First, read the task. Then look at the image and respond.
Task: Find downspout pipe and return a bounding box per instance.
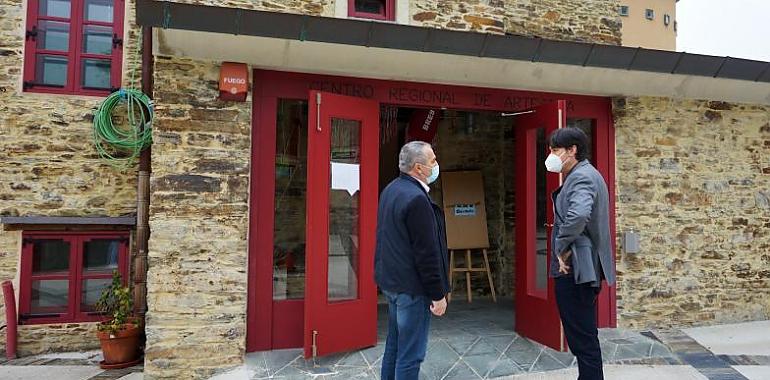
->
[134,26,153,321]
[2,281,17,360]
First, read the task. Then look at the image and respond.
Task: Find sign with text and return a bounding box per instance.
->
[219,62,248,101]
[306,79,579,113]
[453,204,477,217]
[406,108,440,143]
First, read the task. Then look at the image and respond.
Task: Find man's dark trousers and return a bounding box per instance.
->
[555,276,604,380]
[380,290,431,380]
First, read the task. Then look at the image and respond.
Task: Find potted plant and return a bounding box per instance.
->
[95,271,142,369]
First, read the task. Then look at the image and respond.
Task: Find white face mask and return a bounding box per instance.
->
[544,152,564,173]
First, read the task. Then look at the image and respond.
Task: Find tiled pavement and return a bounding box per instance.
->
[0,351,142,380]
[650,329,753,380]
[240,298,678,380]
[4,300,769,379]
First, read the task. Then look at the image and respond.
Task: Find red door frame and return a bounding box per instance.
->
[247,70,617,352]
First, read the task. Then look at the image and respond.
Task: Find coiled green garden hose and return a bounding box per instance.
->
[92,88,153,169]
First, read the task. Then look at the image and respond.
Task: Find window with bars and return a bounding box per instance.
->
[348,0,394,21]
[23,0,125,95]
[645,9,655,20]
[19,232,130,324]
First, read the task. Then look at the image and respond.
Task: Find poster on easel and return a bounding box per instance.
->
[441,171,490,250]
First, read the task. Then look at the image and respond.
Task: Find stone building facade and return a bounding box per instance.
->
[0,0,768,379]
[0,0,143,356]
[143,55,252,378]
[614,97,770,327]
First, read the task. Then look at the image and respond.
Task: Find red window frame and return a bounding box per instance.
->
[19,231,130,325]
[23,0,125,96]
[348,0,395,21]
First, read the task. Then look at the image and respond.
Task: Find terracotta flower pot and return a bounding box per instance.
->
[97,323,141,366]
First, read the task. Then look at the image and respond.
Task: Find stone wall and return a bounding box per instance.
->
[143,55,251,379]
[410,0,507,34]
[0,0,142,357]
[504,0,621,44]
[614,96,770,329]
[163,0,334,15]
[16,323,101,356]
[411,0,622,44]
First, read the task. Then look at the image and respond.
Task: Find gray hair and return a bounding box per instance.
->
[398,141,431,173]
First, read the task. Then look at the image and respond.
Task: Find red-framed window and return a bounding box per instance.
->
[348,0,394,21]
[19,232,130,324]
[23,0,125,96]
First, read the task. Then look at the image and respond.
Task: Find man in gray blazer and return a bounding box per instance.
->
[545,127,615,380]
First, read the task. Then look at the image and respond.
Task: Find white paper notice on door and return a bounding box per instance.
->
[331,162,360,196]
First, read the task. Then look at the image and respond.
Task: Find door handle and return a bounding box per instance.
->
[315,93,322,132]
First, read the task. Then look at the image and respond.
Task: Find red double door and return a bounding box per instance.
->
[514,101,570,352]
[302,92,569,358]
[303,91,380,358]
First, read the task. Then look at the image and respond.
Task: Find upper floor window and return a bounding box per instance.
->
[19,232,130,324]
[23,0,125,96]
[619,5,629,17]
[663,14,671,26]
[645,9,655,20]
[348,0,395,21]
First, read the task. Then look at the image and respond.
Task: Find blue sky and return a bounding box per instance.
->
[677,0,770,62]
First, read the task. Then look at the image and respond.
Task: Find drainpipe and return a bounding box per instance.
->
[2,281,17,359]
[134,26,153,320]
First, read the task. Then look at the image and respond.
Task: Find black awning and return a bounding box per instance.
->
[0,216,136,226]
[136,0,770,83]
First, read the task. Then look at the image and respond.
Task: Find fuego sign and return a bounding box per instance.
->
[219,62,248,101]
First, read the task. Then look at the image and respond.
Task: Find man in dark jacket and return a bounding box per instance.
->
[375,141,450,380]
[546,127,615,380]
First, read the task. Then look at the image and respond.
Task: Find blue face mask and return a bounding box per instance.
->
[426,163,440,184]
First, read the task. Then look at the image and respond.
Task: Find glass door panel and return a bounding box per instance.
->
[328,118,361,302]
[273,99,308,301]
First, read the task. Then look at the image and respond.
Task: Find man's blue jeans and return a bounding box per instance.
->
[380,290,431,380]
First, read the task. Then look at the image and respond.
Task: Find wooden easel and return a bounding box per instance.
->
[448,248,496,303]
[441,171,496,303]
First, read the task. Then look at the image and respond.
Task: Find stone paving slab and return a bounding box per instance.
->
[497,364,709,380]
[651,329,751,380]
[684,321,770,356]
[88,367,144,380]
[0,365,104,380]
[208,366,262,380]
[116,374,144,380]
[732,366,770,380]
[0,353,142,380]
[719,355,770,366]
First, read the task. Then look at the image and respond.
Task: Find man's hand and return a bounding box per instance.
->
[430,297,447,316]
[558,250,572,275]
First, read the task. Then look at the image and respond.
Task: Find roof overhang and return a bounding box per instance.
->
[0,216,136,231]
[137,0,770,105]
